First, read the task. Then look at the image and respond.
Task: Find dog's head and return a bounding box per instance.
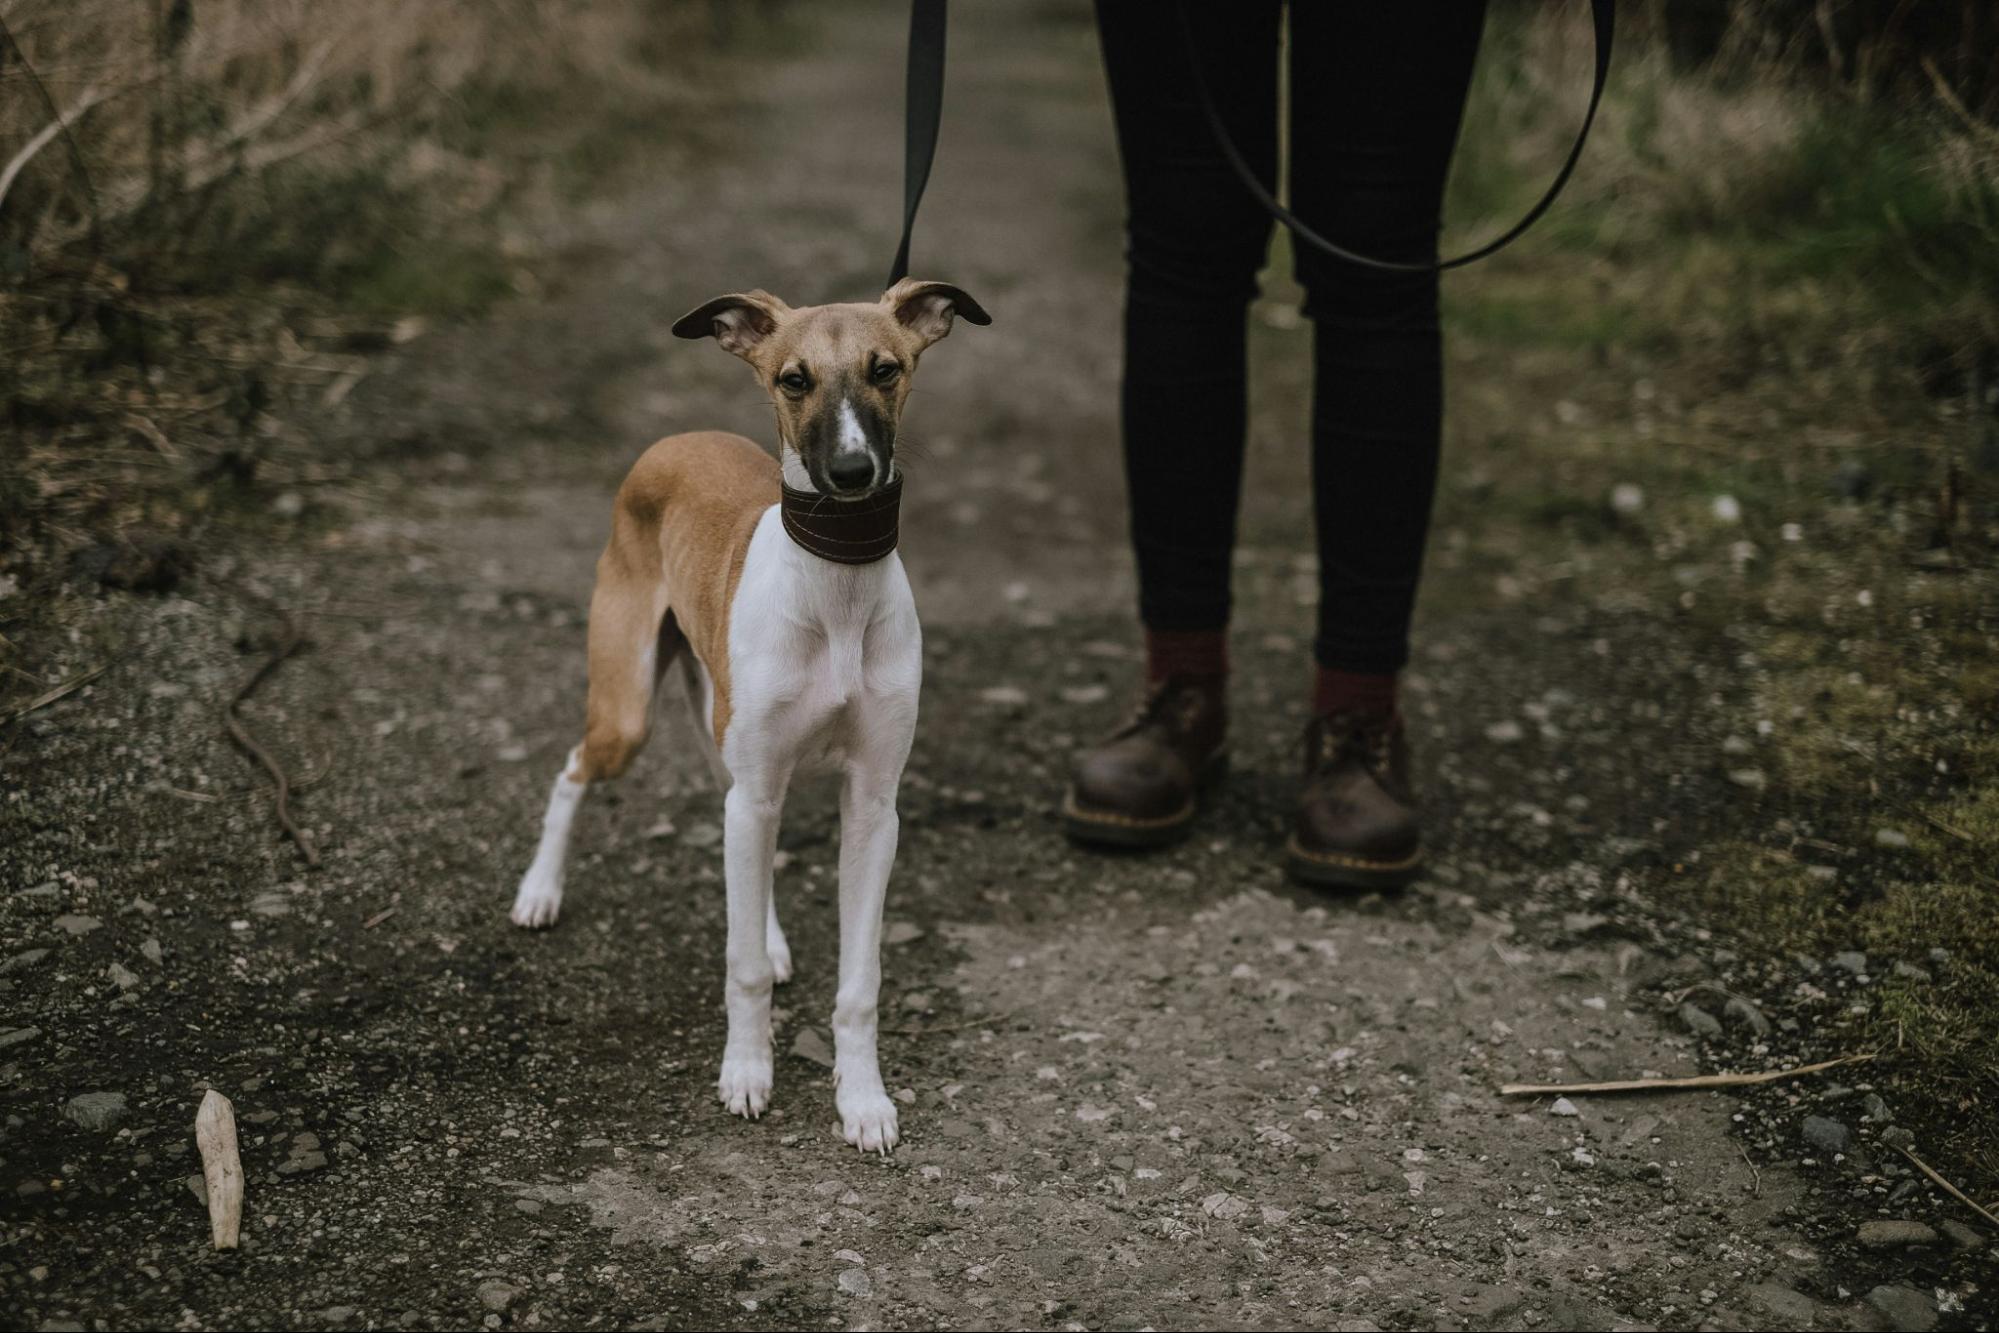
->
[671,279,990,497]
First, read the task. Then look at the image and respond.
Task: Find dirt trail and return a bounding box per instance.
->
[0,5,1949,1331]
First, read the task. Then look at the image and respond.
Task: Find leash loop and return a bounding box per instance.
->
[889,0,948,287]
[1179,0,1616,274]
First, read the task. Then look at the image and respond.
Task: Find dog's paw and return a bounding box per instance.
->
[837,1088,900,1155]
[768,935,794,986]
[717,1053,774,1120]
[509,874,562,929]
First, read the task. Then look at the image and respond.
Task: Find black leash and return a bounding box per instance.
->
[889,1,1613,284]
[1179,0,1616,274]
[888,0,948,287]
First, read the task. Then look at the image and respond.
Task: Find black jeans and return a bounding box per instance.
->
[1096,1,1486,674]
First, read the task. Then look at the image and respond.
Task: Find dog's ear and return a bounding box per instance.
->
[671,290,791,359]
[882,279,991,348]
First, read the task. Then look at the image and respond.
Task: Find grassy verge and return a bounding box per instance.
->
[1433,5,1998,1193]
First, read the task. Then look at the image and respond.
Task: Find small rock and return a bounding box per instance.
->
[0,1027,39,1049]
[476,1280,520,1313]
[1832,950,1869,975]
[1891,960,1932,983]
[790,1028,834,1069]
[1880,1125,1916,1150]
[883,921,925,946]
[836,1267,872,1298]
[1,949,50,975]
[1484,720,1524,744]
[1726,768,1767,791]
[64,1092,128,1132]
[1711,494,1742,522]
[1860,1093,1891,1123]
[1677,1003,1722,1038]
[1722,996,1770,1035]
[1939,1220,1985,1251]
[1201,1192,1250,1221]
[53,914,101,936]
[1873,828,1910,849]
[682,822,721,849]
[1548,1097,1580,1117]
[977,685,1028,707]
[1801,1116,1849,1155]
[106,962,140,990]
[1866,1283,1937,1332]
[1855,1219,1939,1250]
[1609,483,1644,514]
[139,938,163,964]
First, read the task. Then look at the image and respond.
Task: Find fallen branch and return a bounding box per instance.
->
[194,1089,243,1249]
[1499,1053,1873,1097]
[1900,1145,1999,1229]
[1,661,113,726]
[361,905,397,930]
[222,593,319,867]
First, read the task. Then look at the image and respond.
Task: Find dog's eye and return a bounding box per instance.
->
[870,361,900,385]
[778,371,810,394]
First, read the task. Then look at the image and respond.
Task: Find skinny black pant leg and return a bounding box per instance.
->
[1094,0,1281,635]
[1289,3,1487,674]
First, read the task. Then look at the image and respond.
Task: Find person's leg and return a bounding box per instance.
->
[1288,2,1487,706]
[1094,0,1281,682]
[1066,2,1280,849]
[1281,3,1486,887]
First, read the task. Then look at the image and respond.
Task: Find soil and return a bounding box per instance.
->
[2,3,1989,1330]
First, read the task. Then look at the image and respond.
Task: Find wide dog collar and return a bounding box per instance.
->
[779,474,902,565]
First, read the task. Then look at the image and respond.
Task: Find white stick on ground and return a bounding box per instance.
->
[195,1089,243,1249]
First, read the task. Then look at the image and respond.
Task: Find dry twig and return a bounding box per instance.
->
[1900,1145,1999,1229]
[1,661,112,726]
[1499,1053,1873,1097]
[361,906,397,930]
[222,592,319,866]
[194,1089,243,1249]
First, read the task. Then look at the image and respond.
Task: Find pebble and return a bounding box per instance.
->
[1939,1220,1985,1251]
[1832,951,1868,975]
[0,1027,40,1049]
[1866,1283,1937,1333]
[53,914,102,936]
[107,962,140,990]
[1484,720,1524,744]
[1711,494,1741,522]
[1548,1098,1579,1117]
[1891,960,1932,983]
[140,938,163,964]
[64,1092,128,1132]
[1,949,50,975]
[476,1280,520,1312]
[1880,1125,1916,1150]
[1609,483,1644,514]
[1860,1093,1890,1123]
[1722,996,1770,1035]
[1801,1116,1849,1155]
[790,1028,834,1068]
[1873,827,1911,849]
[1677,1002,1722,1038]
[1855,1220,1938,1250]
[837,1267,872,1298]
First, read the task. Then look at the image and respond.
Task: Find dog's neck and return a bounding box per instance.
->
[778,441,901,565]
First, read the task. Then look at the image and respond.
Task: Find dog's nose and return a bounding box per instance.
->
[827,454,874,492]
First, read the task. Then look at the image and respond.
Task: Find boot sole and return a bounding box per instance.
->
[1283,836,1423,891]
[1061,753,1229,850]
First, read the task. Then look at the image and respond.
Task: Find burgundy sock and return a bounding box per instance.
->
[1145,629,1228,684]
[1313,666,1397,718]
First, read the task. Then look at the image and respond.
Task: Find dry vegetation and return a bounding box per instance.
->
[0,0,716,651]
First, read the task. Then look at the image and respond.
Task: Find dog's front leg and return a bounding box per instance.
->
[832,763,903,1153]
[718,772,785,1119]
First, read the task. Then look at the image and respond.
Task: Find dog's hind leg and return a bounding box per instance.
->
[676,655,790,984]
[511,547,677,929]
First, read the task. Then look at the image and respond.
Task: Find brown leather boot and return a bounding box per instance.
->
[1286,710,1422,889]
[1062,676,1228,848]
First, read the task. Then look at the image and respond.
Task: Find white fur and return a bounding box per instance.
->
[714,508,919,1152]
[510,500,919,1154]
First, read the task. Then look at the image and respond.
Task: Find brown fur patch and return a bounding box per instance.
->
[579,431,777,774]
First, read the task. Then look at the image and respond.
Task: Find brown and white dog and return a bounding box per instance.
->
[510,278,989,1153]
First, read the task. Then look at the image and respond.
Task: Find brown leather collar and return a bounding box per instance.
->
[779,474,903,564]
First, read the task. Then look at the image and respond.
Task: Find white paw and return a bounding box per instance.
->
[510,873,562,928]
[837,1087,900,1155]
[768,935,794,985]
[717,1052,774,1120]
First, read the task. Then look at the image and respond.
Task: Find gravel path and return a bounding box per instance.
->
[2,4,1980,1330]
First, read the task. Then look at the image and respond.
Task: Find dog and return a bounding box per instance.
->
[509,278,989,1154]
